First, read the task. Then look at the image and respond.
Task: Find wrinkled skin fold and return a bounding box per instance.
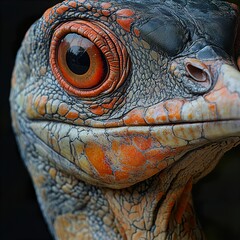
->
[10,0,240,239]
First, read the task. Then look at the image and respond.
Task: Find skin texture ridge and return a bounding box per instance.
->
[10,0,240,239]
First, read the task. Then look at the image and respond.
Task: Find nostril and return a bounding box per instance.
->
[186,63,207,82]
[183,59,212,94]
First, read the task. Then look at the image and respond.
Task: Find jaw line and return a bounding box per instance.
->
[26,119,240,189]
[27,122,240,190]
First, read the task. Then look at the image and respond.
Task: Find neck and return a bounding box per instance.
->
[104,176,205,240]
[103,139,239,239]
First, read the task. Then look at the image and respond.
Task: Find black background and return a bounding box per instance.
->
[0,1,240,240]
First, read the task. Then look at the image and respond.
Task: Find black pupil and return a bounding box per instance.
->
[66,46,90,75]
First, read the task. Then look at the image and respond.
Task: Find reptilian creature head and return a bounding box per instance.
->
[10,0,240,239]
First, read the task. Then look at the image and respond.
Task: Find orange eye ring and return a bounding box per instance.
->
[50,20,130,98]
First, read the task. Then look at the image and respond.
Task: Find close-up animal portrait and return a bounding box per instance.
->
[1,0,240,239]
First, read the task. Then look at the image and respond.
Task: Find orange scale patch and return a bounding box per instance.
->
[116,9,135,17]
[114,170,130,181]
[37,96,48,115]
[133,27,140,37]
[56,5,69,15]
[145,103,168,124]
[116,165,140,178]
[145,148,169,162]
[123,108,146,125]
[116,18,134,32]
[164,99,184,121]
[89,105,105,116]
[102,9,111,16]
[65,110,79,120]
[101,2,112,9]
[58,103,69,116]
[85,143,112,176]
[132,136,153,151]
[85,3,92,10]
[26,94,39,118]
[111,139,129,153]
[33,95,41,109]
[205,87,237,102]
[118,144,146,167]
[208,104,216,112]
[43,7,53,22]
[101,97,118,109]
[68,1,77,8]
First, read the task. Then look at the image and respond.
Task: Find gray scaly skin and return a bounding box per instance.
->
[10,0,240,239]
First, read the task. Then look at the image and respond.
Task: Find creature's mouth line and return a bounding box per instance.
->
[29,118,240,129]
[28,119,240,188]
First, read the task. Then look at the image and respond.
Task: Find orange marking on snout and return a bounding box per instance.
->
[164,100,184,121]
[116,9,135,17]
[123,108,146,125]
[116,18,134,32]
[205,87,238,102]
[85,143,112,176]
[145,103,168,124]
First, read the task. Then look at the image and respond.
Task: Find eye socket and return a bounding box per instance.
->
[50,21,130,98]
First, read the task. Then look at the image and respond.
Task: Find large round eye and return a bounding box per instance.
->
[50,21,130,98]
[58,33,108,89]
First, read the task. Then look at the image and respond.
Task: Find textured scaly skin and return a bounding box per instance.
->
[10,0,240,239]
